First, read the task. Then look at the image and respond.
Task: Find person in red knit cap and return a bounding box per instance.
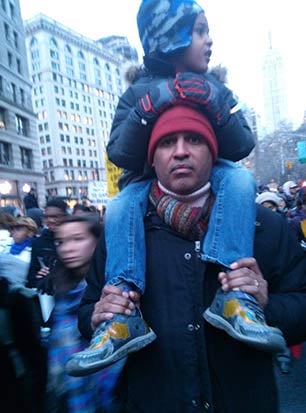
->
[66,103,285,378]
[66,0,287,377]
[76,104,306,412]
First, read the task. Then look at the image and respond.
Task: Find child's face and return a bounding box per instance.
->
[11,226,33,243]
[55,221,97,272]
[174,13,212,73]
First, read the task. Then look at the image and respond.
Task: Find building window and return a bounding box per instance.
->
[4,22,9,41]
[20,88,25,105]
[0,141,11,165]
[16,58,21,74]
[51,61,60,71]
[20,147,32,169]
[9,2,14,18]
[8,51,13,68]
[50,38,58,48]
[50,49,59,60]
[0,108,6,129]
[13,31,18,48]
[15,114,28,136]
[1,0,6,12]
[11,83,17,103]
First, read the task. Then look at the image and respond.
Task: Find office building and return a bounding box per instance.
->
[24,14,132,201]
[0,0,44,208]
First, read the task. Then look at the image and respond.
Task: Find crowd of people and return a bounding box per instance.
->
[256,180,306,249]
[0,1,306,412]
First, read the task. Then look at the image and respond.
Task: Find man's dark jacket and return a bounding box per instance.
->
[78,205,306,413]
[23,193,39,210]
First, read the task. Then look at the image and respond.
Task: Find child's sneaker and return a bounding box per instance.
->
[66,308,156,376]
[203,288,286,353]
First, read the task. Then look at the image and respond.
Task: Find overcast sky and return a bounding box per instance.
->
[19,0,306,127]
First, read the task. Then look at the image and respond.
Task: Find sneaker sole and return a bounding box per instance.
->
[66,329,156,376]
[204,309,286,353]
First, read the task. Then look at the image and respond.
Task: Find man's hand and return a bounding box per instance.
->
[218,258,268,309]
[174,72,233,127]
[91,285,141,330]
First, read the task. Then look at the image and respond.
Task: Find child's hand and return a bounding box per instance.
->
[174,72,232,127]
[135,79,179,123]
[36,266,50,279]
[91,285,141,330]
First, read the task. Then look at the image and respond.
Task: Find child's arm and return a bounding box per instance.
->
[175,72,255,161]
[107,77,178,171]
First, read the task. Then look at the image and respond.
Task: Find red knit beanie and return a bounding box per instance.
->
[148,106,218,166]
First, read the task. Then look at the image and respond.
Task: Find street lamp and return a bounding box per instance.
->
[22,183,31,193]
[0,180,12,205]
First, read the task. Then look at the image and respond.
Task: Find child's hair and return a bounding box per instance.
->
[59,213,102,240]
[73,203,92,214]
[45,198,68,213]
[0,211,17,229]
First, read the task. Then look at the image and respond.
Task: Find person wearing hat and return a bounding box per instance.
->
[66,1,291,376]
[23,187,39,213]
[10,217,38,260]
[282,180,299,209]
[289,186,306,247]
[255,192,281,212]
[67,104,285,381]
[75,105,306,412]
[26,198,67,290]
[0,217,38,285]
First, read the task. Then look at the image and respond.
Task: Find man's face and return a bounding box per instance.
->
[173,13,212,73]
[290,186,298,195]
[152,132,213,195]
[43,207,66,232]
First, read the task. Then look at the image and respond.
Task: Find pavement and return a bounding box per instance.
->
[274,343,306,413]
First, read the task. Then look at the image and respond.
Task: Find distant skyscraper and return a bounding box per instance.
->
[0,0,44,208]
[24,14,133,201]
[262,32,288,133]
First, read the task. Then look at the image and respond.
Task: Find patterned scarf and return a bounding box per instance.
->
[149,180,214,240]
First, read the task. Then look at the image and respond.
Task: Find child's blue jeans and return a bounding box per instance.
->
[104,159,256,294]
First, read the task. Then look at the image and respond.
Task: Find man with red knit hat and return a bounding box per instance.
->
[76,104,306,412]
